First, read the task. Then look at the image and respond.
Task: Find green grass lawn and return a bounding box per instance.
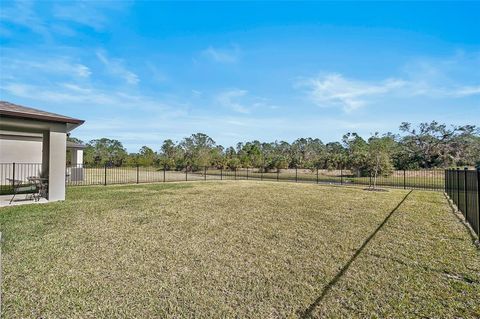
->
[0,181,478,318]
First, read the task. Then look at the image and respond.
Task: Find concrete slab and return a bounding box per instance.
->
[0,194,49,207]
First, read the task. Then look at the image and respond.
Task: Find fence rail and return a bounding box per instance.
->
[0,163,447,195]
[445,168,480,237]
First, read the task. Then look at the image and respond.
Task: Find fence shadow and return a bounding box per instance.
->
[299,190,413,318]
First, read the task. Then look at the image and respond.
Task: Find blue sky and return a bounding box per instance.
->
[1,1,479,152]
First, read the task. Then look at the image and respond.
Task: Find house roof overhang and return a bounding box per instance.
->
[0,101,84,132]
[67,141,87,149]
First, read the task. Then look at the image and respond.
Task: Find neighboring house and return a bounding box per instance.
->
[0,101,84,201]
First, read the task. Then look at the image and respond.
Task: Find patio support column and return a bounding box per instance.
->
[41,131,50,177]
[47,129,67,201]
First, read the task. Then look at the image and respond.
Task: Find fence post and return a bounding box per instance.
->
[204,166,207,181]
[12,162,15,185]
[446,169,449,196]
[261,167,263,181]
[185,166,188,181]
[456,168,460,213]
[295,167,298,182]
[247,167,249,180]
[403,170,406,189]
[163,165,166,182]
[277,168,279,181]
[450,169,453,197]
[235,167,237,180]
[449,169,452,196]
[221,168,223,180]
[464,167,468,219]
[0,231,2,316]
[104,163,107,186]
[449,169,452,197]
[477,168,480,236]
[316,168,319,184]
[136,164,139,184]
[451,168,454,197]
[444,169,447,194]
[340,167,343,185]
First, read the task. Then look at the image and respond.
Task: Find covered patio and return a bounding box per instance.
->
[0,101,84,204]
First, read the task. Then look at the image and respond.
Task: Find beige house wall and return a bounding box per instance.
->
[0,132,42,163]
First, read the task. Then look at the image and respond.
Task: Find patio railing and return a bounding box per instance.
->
[0,163,42,195]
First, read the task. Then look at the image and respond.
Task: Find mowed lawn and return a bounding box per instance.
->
[0,181,479,318]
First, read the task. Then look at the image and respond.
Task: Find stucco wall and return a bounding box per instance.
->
[0,134,42,163]
[47,130,67,201]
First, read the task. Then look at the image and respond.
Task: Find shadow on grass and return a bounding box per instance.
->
[300,190,413,318]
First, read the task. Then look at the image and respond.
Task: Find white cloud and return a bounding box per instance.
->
[74,64,91,78]
[2,82,110,105]
[96,50,139,85]
[146,63,169,83]
[410,84,480,99]
[215,89,278,114]
[0,82,171,113]
[216,89,250,113]
[1,56,91,80]
[451,85,480,97]
[0,1,130,39]
[53,3,107,30]
[297,53,480,112]
[201,45,240,63]
[0,1,51,39]
[400,52,480,98]
[299,54,480,112]
[300,74,406,112]
[35,60,91,78]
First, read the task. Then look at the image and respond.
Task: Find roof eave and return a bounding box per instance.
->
[0,110,84,125]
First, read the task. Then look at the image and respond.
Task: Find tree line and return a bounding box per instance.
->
[70,121,480,177]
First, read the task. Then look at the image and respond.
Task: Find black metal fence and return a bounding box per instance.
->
[0,163,446,194]
[445,168,480,237]
[191,167,445,191]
